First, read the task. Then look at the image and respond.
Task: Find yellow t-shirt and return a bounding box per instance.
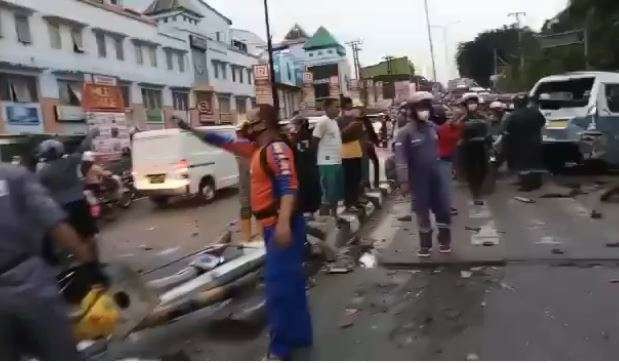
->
[342,140,363,159]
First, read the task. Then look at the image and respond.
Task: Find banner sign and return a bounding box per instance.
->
[87,112,130,161]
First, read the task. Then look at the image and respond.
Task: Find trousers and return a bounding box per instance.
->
[411,164,452,248]
[264,215,313,359]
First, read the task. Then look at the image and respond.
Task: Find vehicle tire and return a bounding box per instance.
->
[199,177,216,203]
[150,196,170,208]
[119,192,133,209]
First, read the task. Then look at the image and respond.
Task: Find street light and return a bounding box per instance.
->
[431,20,461,81]
[263,0,279,113]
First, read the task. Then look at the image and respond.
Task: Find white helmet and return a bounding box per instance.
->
[459,92,479,105]
[37,139,64,160]
[408,91,434,105]
[489,101,506,110]
[82,151,96,162]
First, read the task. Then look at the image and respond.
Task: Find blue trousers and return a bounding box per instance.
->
[264,215,313,359]
[411,165,452,247]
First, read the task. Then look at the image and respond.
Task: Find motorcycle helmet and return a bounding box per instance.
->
[37,139,65,161]
[82,151,96,162]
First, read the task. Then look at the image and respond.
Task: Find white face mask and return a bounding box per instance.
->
[467,103,478,112]
[417,110,430,121]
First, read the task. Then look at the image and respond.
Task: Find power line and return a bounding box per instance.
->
[346,40,363,80]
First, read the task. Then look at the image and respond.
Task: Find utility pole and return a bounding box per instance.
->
[508,11,526,74]
[346,40,363,80]
[383,55,395,75]
[431,20,460,82]
[423,0,437,81]
[263,0,279,113]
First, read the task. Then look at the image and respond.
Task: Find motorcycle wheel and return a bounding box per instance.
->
[119,192,133,209]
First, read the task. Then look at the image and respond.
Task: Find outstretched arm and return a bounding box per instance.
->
[178,119,256,159]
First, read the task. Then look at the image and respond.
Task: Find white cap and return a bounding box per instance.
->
[460,92,479,104]
[82,151,96,162]
[408,91,434,104]
[489,101,506,110]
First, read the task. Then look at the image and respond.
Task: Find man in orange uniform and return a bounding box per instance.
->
[177,105,312,360]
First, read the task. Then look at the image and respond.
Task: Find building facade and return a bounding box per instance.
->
[0,0,266,138]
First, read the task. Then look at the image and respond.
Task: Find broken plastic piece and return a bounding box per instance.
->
[359,253,377,268]
[513,196,535,204]
[460,270,473,279]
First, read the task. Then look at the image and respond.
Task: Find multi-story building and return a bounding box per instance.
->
[0,0,266,143]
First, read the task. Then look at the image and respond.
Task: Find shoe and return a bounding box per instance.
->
[439,244,452,254]
[417,248,431,258]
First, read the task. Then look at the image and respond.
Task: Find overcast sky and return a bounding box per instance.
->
[127,0,568,83]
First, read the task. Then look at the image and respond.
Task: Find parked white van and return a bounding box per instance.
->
[132,126,239,206]
[529,71,619,169]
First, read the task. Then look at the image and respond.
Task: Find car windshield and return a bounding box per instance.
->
[534,77,594,110]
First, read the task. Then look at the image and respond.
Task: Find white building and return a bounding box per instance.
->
[0,0,266,138]
[0,0,195,135]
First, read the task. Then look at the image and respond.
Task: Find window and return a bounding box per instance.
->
[218,95,230,113]
[236,97,246,115]
[286,63,292,81]
[216,31,221,42]
[606,84,619,113]
[212,60,219,78]
[247,69,252,84]
[96,32,106,58]
[0,73,38,103]
[163,17,168,23]
[327,49,333,54]
[120,84,131,107]
[135,44,144,65]
[58,80,83,106]
[141,88,163,122]
[177,53,185,72]
[231,66,236,82]
[148,46,157,67]
[48,23,61,49]
[172,90,189,111]
[535,78,594,110]
[239,68,244,83]
[114,38,124,60]
[317,51,323,56]
[71,28,84,53]
[15,14,31,44]
[309,52,314,57]
[165,50,173,70]
[221,63,227,79]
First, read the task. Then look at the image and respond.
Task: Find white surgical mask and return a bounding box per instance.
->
[467,103,478,112]
[417,110,430,121]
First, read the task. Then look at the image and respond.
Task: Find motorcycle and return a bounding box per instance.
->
[85,174,132,219]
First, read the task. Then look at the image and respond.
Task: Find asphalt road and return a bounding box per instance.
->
[96,171,619,360]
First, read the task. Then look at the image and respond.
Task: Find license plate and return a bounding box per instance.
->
[148,174,166,184]
[546,120,569,129]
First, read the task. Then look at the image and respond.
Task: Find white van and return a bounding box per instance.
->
[530,71,619,168]
[132,126,239,206]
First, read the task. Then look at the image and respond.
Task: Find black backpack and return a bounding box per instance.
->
[254,138,321,219]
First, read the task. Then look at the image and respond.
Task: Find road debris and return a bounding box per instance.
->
[609,279,619,284]
[500,282,516,292]
[539,193,573,199]
[551,248,565,255]
[513,196,536,204]
[591,210,603,219]
[465,226,482,233]
[328,266,353,274]
[139,244,153,251]
[535,236,562,245]
[397,215,413,222]
[146,226,156,231]
[481,301,486,308]
[443,308,462,320]
[470,266,484,272]
[339,308,360,328]
[191,232,199,237]
[359,253,377,268]
[466,353,479,360]
[460,270,473,279]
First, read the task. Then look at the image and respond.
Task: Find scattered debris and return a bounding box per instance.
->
[513,196,536,204]
[500,282,516,292]
[539,193,572,199]
[551,248,565,255]
[591,210,603,219]
[470,266,484,272]
[191,232,199,237]
[432,267,444,274]
[328,266,353,274]
[466,353,480,361]
[460,270,473,279]
[359,253,377,268]
[139,244,153,251]
[608,279,619,284]
[535,236,562,245]
[443,308,462,320]
[606,242,619,248]
[481,301,486,308]
[146,226,156,231]
[397,215,413,222]
[465,226,482,233]
[338,308,360,328]
[482,241,497,247]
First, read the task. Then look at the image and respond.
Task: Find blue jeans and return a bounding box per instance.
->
[263,215,313,359]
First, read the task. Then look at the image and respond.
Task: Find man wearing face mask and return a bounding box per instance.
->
[177,106,312,360]
[457,93,491,205]
[395,92,453,258]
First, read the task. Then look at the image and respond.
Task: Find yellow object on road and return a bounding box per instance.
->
[74,287,120,341]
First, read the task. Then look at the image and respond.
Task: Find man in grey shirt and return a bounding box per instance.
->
[0,164,106,360]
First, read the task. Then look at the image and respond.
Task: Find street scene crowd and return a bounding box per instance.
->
[2,0,619,361]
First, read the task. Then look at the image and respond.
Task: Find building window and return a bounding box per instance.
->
[239,68,244,83]
[177,53,185,72]
[113,37,124,60]
[212,60,219,78]
[327,49,333,54]
[286,63,292,81]
[71,28,84,53]
[218,95,230,113]
[165,50,173,70]
[58,80,83,106]
[96,32,107,58]
[236,97,246,115]
[141,88,163,122]
[606,84,619,113]
[135,44,144,65]
[216,31,221,42]
[0,73,38,103]
[231,66,236,82]
[172,90,189,111]
[247,69,252,84]
[317,51,323,56]
[15,14,32,44]
[163,17,168,23]
[221,63,227,80]
[148,46,157,67]
[48,22,61,49]
[309,52,314,57]
[120,84,131,107]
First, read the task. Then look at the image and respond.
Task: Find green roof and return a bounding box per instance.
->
[303,26,344,51]
[361,56,415,79]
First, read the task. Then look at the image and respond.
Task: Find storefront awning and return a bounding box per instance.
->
[0,61,46,72]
